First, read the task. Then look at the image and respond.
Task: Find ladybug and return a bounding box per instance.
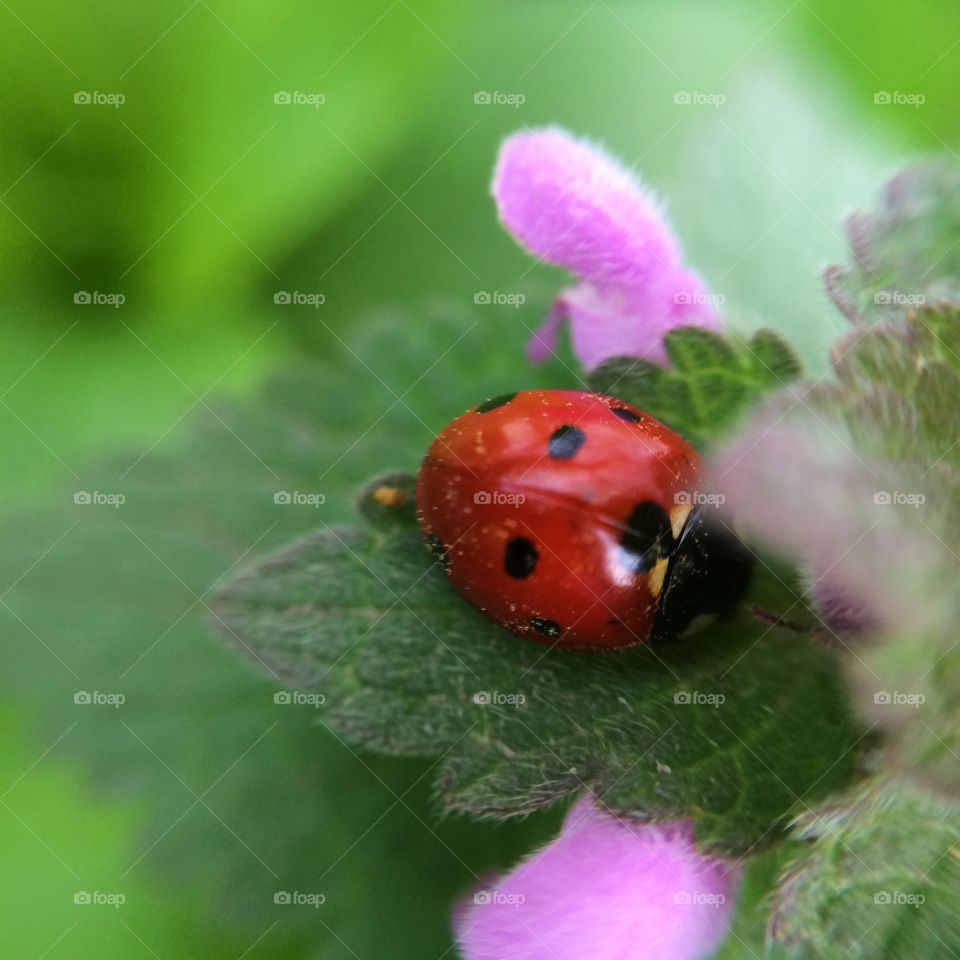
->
[416,389,752,651]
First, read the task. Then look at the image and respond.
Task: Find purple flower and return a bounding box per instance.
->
[492,127,721,370]
[453,794,740,960]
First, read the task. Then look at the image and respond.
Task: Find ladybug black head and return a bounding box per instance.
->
[650,508,754,642]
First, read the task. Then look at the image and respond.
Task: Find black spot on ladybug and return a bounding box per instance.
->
[529,616,563,639]
[476,392,518,413]
[504,537,538,579]
[548,424,586,459]
[612,407,643,423]
[619,501,675,574]
[424,530,451,574]
[607,617,625,627]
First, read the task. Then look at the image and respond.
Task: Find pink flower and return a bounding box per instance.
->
[453,794,740,960]
[492,127,721,370]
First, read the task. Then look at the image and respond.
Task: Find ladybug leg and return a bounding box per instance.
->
[649,507,754,643]
[750,604,807,632]
[751,604,846,649]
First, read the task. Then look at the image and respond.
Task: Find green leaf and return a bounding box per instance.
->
[713,841,800,960]
[768,779,960,959]
[749,329,805,386]
[824,163,960,325]
[914,302,960,366]
[665,327,741,373]
[589,326,802,447]
[824,304,960,471]
[212,523,863,855]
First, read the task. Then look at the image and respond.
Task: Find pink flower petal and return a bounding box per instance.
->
[526,294,569,363]
[453,795,740,960]
[492,127,721,369]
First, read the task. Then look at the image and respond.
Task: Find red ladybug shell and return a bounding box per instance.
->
[416,389,702,651]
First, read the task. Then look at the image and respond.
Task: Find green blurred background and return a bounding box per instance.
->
[1,0,956,956]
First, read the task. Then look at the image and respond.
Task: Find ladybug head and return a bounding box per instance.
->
[651,507,754,642]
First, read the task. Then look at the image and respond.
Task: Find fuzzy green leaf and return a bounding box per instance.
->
[768,779,960,959]
[589,326,801,447]
[824,304,960,478]
[824,163,960,324]
[722,303,960,798]
[212,523,862,855]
